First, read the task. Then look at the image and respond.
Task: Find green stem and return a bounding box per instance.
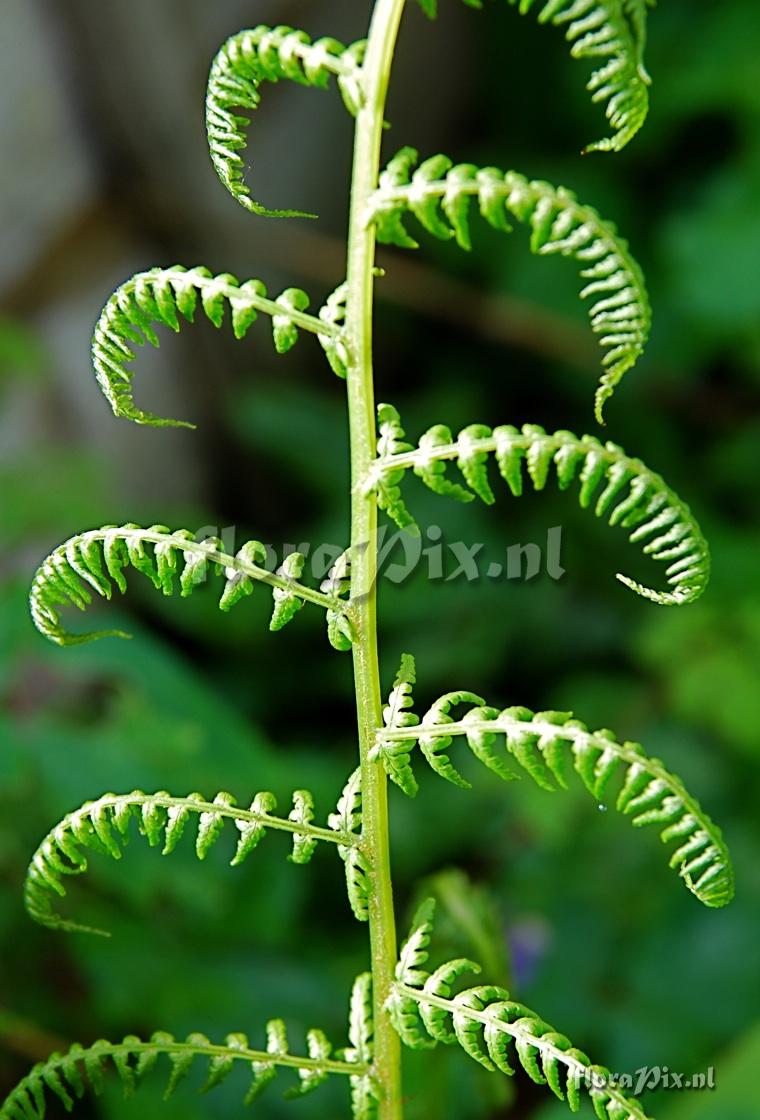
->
[345,1,407,1117]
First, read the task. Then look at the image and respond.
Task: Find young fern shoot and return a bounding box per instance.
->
[5,2,733,1119]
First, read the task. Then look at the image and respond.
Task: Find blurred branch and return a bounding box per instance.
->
[0,1008,67,1064]
[1,199,596,374]
[0,199,119,316]
[274,223,598,371]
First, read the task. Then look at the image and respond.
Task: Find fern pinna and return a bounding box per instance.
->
[4,2,731,1120]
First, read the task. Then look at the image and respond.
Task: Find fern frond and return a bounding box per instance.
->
[416,0,651,151]
[206,26,366,216]
[25,788,359,935]
[0,1023,364,1118]
[93,266,341,427]
[365,416,710,606]
[389,902,653,1119]
[329,770,371,922]
[344,974,379,1119]
[368,150,650,419]
[375,658,733,907]
[29,525,350,647]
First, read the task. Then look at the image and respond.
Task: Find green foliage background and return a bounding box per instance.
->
[0,1,758,1117]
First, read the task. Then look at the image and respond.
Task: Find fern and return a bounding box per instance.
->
[6,4,735,1120]
[365,412,710,606]
[0,1023,365,1119]
[29,524,351,647]
[368,149,650,419]
[206,26,366,216]
[389,902,652,1118]
[25,785,361,935]
[373,657,734,908]
[93,266,344,427]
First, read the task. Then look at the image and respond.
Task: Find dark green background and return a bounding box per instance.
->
[1,2,758,1117]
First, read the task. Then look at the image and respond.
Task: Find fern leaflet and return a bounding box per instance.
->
[371,653,422,795]
[344,974,379,1120]
[318,281,351,377]
[320,547,356,651]
[374,403,419,535]
[93,266,342,427]
[29,524,350,646]
[389,902,652,1119]
[365,414,710,606]
[329,770,371,922]
[25,787,360,935]
[0,1023,365,1119]
[207,25,366,216]
[623,0,655,77]
[368,149,651,419]
[374,657,733,908]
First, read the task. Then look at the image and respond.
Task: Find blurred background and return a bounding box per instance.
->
[1,1,759,1117]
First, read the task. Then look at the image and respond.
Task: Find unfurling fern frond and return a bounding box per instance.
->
[368,150,650,419]
[206,25,366,216]
[374,657,733,908]
[25,787,359,935]
[344,974,379,1120]
[365,415,710,606]
[329,770,371,922]
[29,525,350,647]
[417,1,651,153]
[93,266,341,427]
[389,902,652,1119]
[0,1022,365,1119]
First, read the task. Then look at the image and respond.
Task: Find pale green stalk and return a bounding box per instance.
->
[345,1,408,1117]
